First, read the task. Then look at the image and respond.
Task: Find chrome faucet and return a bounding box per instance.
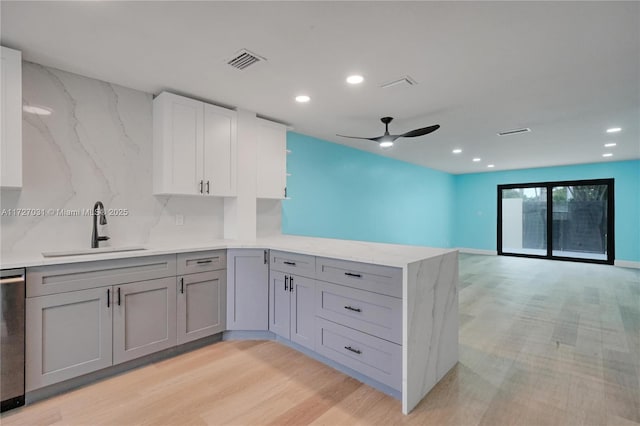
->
[91,201,110,248]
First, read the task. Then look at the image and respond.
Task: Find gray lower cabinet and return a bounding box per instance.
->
[269,270,315,351]
[177,270,226,345]
[315,317,402,391]
[269,271,290,338]
[315,281,402,345]
[177,250,226,275]
[113,277,177,364]
[226,249,269,330]
[25,287,113,391]
[26,258,178,391]
[26,255,177,297]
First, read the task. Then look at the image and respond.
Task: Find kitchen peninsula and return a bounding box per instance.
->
[1,234,458,415]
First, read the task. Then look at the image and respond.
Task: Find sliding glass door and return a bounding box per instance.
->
[498,179,614,264]
[551,184,609,260]
[500,186,547,256]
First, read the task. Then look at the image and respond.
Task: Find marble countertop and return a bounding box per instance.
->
[0,234,457,270]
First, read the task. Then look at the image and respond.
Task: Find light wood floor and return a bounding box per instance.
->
[3,254,639,426]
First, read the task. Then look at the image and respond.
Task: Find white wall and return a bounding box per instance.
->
[1,62,229,254]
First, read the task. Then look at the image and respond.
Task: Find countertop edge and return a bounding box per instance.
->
[0,236,458,270]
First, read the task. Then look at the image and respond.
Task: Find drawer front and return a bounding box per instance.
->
[315,318,401,391]
[177,250,226,275]
[316,257,402,298]
[270,250,315,277]
[316,281,401,344]
[26,255,177,297]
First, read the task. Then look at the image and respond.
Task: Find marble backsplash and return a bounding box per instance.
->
[0,62,235,254]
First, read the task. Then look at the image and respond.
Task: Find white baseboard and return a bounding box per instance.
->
[614,260,640,269]
[456,248,497,256]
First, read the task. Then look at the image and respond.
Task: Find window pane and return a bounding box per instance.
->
[551,185,608,260]
[501,187,547,256]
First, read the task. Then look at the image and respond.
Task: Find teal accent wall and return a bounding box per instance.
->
[283,132,455,247]
[454,160,640,262]
[282,130,639,262]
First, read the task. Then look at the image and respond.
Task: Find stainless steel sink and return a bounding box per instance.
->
[42,246,148,258]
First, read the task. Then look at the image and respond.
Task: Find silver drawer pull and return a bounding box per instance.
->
[196,259,213,265]
[344,306,362,313]
[283,261,296,266]
[344,272,362,278]
[344,346,361,355]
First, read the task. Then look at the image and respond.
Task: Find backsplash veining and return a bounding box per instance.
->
[1,62,225,254]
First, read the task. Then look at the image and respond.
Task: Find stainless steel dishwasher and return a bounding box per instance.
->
[1,268,25,412]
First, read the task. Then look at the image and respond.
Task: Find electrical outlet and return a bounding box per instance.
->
[175,214,184,226]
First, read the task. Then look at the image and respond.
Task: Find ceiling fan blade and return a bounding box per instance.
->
[336,134,380,141]
[401,124,440,138]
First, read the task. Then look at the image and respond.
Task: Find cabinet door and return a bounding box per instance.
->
[226,249,269,330]
[113,277,177,364]
[256,118,286,199]
[153,92,203,195]
[25,287,112,391]
[177,270,226,345]
[268,270,290,339]
[290,275,315,350]
[203,103,237,196]
[1,46,22,189]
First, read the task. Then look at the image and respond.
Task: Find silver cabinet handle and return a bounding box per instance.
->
[206,181,210,194]
[199,180,204,194]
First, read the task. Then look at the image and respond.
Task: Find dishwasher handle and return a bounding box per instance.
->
[0,276,24,285]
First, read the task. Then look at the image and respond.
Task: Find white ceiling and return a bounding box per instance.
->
[2,1,639,174]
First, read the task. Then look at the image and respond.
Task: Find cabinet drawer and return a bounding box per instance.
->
[177,250,226,275]
[316,281,401,344]
[270,250,315,277]
[315,318,401,391]
[27,255,177,297]
[316,257,402,298]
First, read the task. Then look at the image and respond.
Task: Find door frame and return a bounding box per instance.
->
[497,178,615,265]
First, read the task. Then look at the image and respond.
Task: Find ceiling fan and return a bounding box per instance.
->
[337,117,440,148]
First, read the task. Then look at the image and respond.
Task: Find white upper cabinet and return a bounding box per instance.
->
[1,46,22,189]
[204,103,237,196]
[153,92,237,197]
[256,118,287,199]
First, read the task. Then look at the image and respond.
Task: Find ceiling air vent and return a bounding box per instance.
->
[380,76,418,89]
[497,127,531,136]
[226,49,266,70]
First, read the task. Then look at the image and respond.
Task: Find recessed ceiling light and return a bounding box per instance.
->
[602,153,613,157]
[23,105,53,115]
[472,158,481,162]
[295,95,310,103]
[452,149,462,154]
[346,75,364,85]
[604,142,617,147]
[487,164,495,168]
[606,127,621,133]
